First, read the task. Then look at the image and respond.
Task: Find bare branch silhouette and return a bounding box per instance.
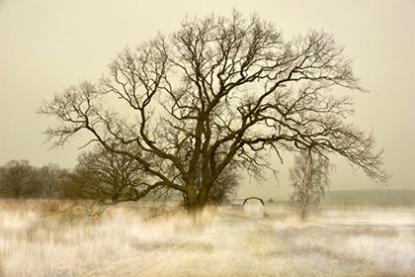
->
[40,11,388,216]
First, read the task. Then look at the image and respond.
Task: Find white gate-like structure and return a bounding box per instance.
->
[243,197,265,217]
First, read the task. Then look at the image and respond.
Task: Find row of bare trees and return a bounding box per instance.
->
[0,146,239,204]
[0,160,63,198]
[66,145,239,204]
[39,11,387,217]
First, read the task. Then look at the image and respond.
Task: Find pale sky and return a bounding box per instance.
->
[0,0,414,199]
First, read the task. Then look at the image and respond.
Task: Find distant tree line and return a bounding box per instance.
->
[0,146,239,204]
[0,160,65,198]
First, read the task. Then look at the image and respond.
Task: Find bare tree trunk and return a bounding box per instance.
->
[187,202,201,223]
[185,188,206,224]
[300,206,308,221]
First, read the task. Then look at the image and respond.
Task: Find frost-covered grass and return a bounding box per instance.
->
[0,199,414,276]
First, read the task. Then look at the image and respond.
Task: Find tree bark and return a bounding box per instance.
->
[185,188,206,224]
[300,206,308,221]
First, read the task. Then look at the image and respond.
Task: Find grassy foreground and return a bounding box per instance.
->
[0,199,414,276]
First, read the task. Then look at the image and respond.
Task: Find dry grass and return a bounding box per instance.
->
[0,199,414,276]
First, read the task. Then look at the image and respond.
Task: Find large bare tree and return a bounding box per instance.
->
[40,11,387,217]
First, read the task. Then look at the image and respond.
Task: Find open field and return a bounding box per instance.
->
[0,200,414,276]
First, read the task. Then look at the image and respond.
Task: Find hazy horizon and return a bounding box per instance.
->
[1,0,414,200]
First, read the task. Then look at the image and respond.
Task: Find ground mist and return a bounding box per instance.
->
[0,199,414,276]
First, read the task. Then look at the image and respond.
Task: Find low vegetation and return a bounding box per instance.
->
[0,199,413,276]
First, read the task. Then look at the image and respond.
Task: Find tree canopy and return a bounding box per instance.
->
[40,11,387,214]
